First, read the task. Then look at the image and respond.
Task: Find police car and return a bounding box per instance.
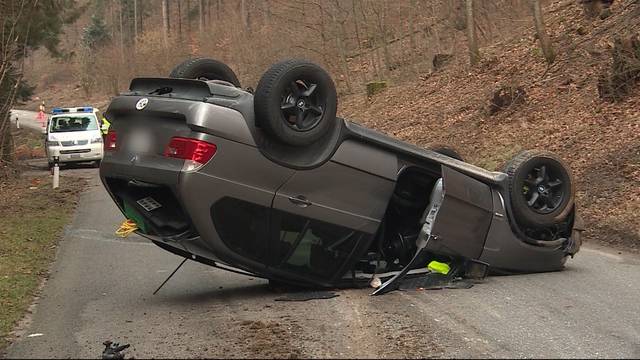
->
[45,107,104,168]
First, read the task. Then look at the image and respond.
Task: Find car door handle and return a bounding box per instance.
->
[288,195,312,208]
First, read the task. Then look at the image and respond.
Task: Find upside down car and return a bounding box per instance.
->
[100,58,583,294]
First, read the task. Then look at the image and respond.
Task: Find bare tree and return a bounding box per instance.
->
[186,0,191,36]
[409,0,417,49]
[531,0,555,64]
[331,1,352,92]
[177,0,182,41]
[133,0,138,41]
[199,0,205,37]
[162,0,170,48]
[119,3,125,60]
[465,0,480,66]
[372,1,392,71]
[240,0,249,31]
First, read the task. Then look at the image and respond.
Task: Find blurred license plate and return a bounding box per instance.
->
[70,154,81,158]
[128,128,154,153]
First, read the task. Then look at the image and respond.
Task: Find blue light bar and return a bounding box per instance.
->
[51,107,94,114]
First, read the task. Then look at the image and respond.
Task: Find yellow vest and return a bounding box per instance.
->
[100,117,111,135]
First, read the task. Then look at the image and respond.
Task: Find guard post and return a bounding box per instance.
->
[52,148,60,189]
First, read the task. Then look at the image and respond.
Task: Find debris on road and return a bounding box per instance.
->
[275,291,340,302]
[399,273,475,291]
[101,340,130,360]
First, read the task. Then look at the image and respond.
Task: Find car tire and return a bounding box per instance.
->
[169,58,241,87]
[254,59,337,146]
[428,145,464,161]
[504,150,574,228]
[93,160,101,168]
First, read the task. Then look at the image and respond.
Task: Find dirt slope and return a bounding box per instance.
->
[340,1,640,251]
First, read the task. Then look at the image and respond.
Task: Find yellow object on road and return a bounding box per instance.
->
[116,219,139,238]
[427,260,450,275]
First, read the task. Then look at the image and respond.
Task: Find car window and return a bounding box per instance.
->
[211,198,269,262]
[273,209,366,280]
[49,115,98,133]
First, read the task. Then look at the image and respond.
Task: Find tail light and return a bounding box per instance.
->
[105,131,117,151]
[164,137,217,171]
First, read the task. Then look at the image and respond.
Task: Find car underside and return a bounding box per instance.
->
[100,58,583,294]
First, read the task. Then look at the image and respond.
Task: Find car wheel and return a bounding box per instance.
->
[93,160,101,168]
[254,59,337,146]
[504,150,574,228]
[428,145,464,161]
[169,58,241,87]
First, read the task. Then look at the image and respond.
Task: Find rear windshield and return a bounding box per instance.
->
[49,115,98,133]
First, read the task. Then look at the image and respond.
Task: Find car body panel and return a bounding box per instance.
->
[273,160,395,234]
[331,140,398,181]
[479,190,568,272]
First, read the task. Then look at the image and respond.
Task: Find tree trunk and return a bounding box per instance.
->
[465,0,480,66]
[351,0,367,83]
[177,0,182,41]
[139,0,144,34]
[263,0,270,24]
[240,0,249,31]
[186,0,191,36]
[358,0,381,80]
[119,4,125,61]
[133,0,138,42]
[409,0,417,49]
[332,5,352,93]
[162,0,170,48]
[531,0,555,64]
[199,0,205,37]
[373,2,392,71]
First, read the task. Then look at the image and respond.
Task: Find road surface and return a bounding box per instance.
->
[10,110,46,133]
[3,164,640,359]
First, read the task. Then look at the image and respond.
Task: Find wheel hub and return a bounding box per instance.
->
[523,164,566,214]
[280,80,324,132]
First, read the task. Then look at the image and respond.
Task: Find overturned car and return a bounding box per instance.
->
[100,58,582,294]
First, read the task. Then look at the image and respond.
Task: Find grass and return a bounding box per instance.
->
[11,126,46,160]
[0,175,85,351]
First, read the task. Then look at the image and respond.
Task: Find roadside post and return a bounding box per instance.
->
[52,148,60,189]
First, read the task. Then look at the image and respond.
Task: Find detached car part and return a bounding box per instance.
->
[100,57,581,290]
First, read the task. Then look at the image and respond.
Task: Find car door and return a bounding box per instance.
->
[423,166,494,259]
[270,158,395,282]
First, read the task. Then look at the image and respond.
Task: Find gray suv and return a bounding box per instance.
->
[100,58,582,293]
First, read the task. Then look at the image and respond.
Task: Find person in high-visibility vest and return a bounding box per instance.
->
[100,116,111,136]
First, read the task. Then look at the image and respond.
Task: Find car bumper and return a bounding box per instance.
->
[47,143,103,163]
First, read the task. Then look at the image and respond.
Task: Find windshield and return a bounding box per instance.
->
[49,114,98,133]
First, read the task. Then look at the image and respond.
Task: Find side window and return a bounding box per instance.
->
[274,209,368,280]
[211,198,269,262]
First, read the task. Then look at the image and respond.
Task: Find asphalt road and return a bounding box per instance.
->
[3,123,640,358]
